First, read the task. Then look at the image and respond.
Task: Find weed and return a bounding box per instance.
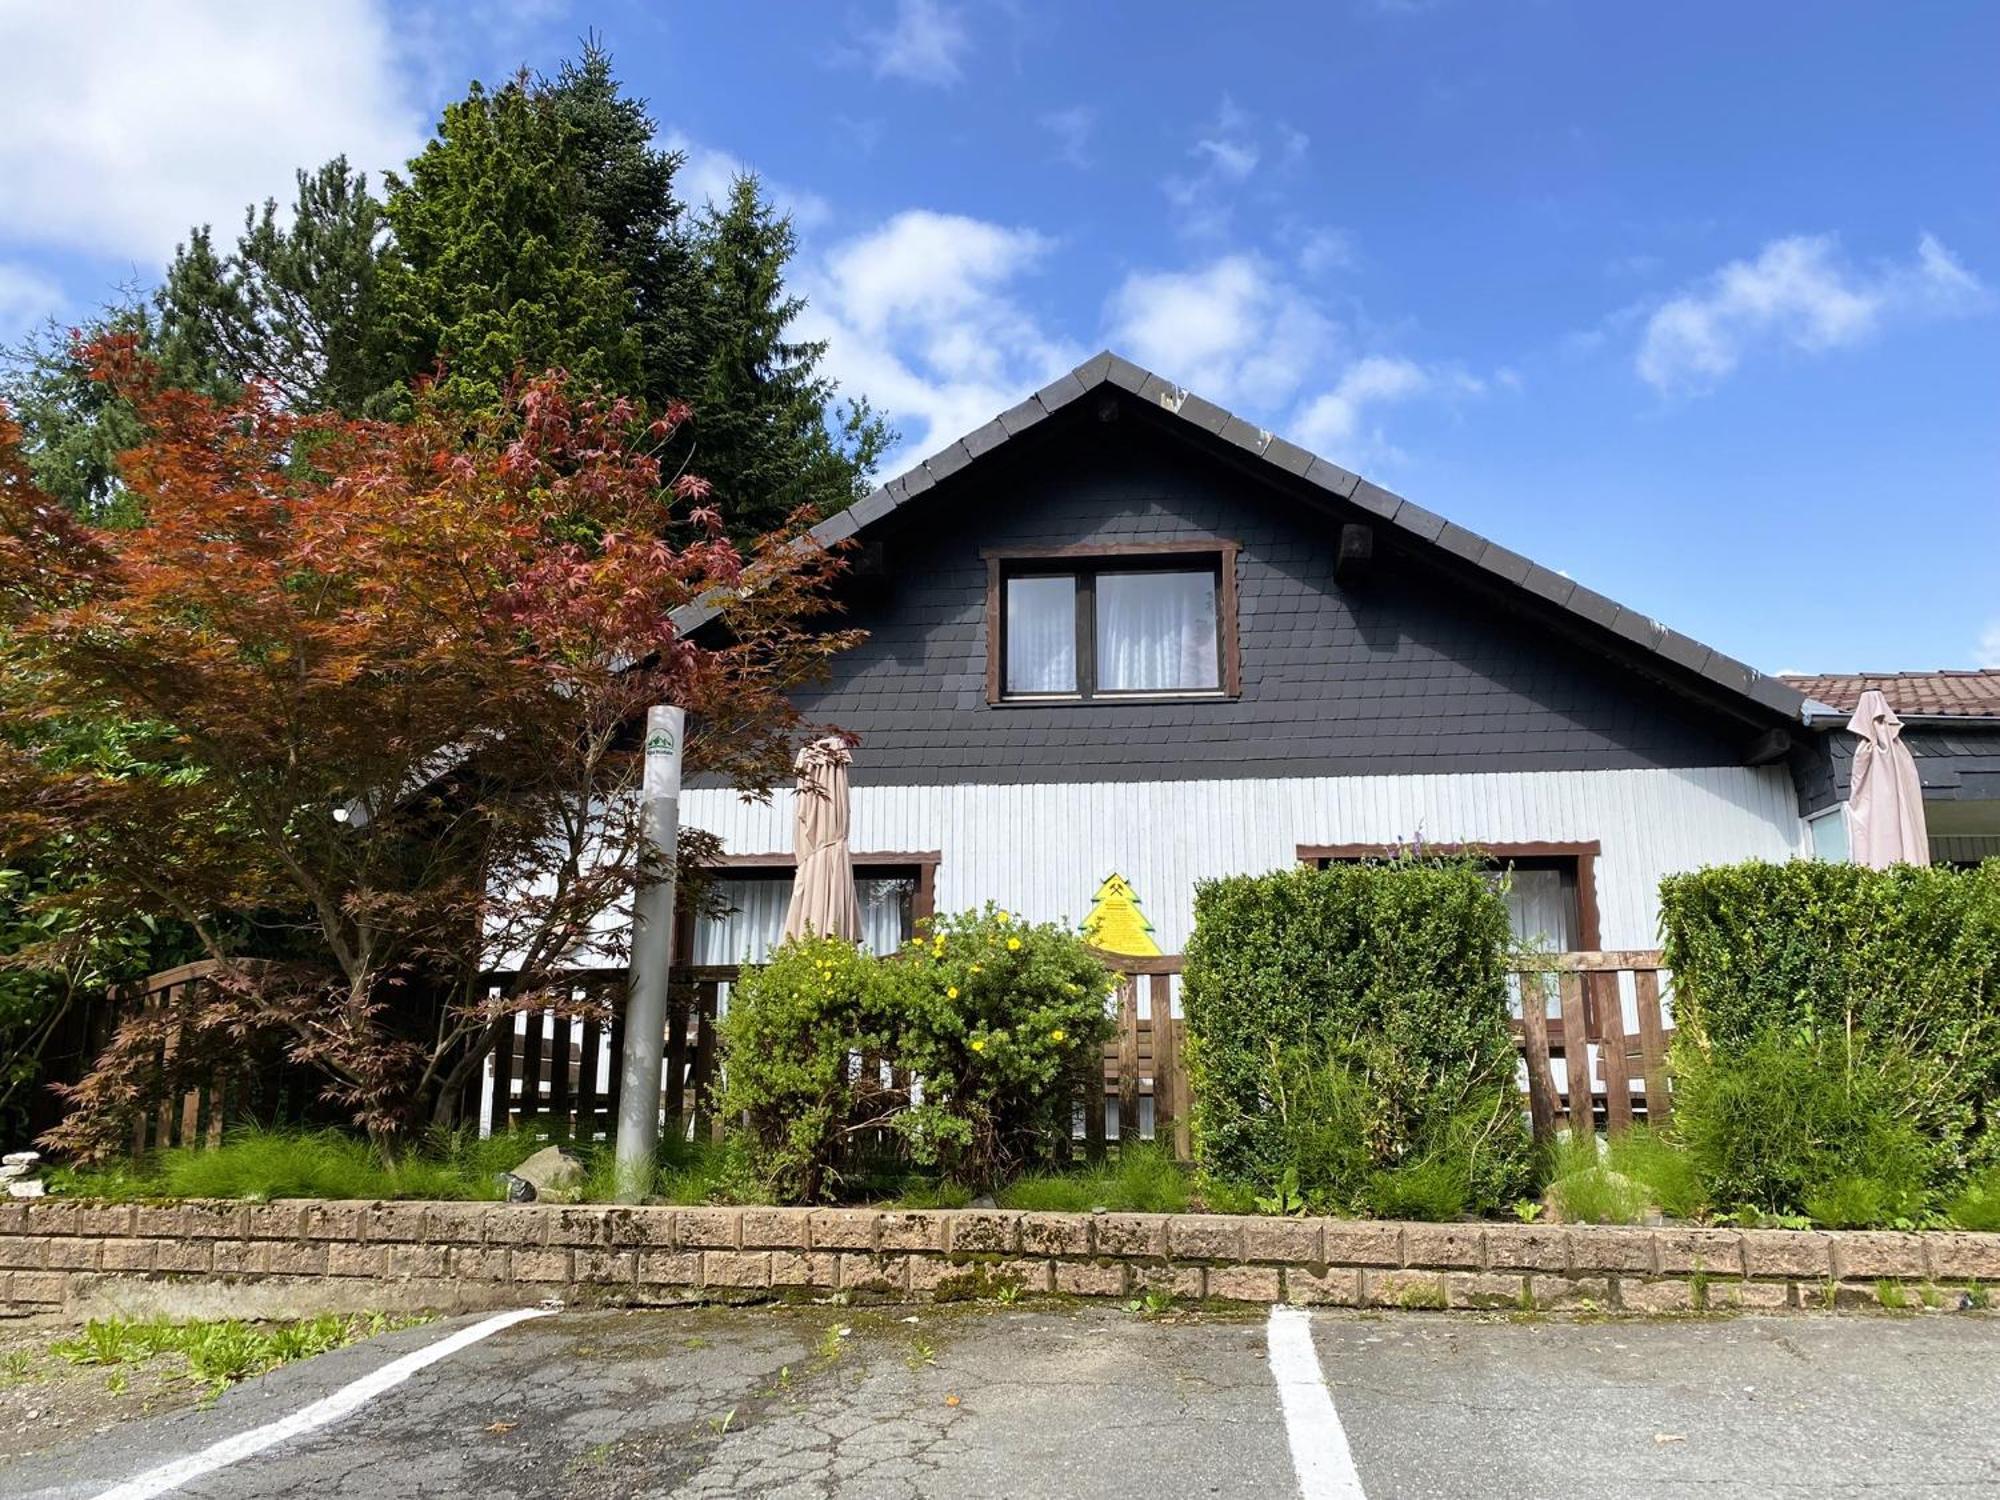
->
[1967,1281,1991,1310]
[1397,1281,1448,1311]
[48,1313,423,1393]
[810,1325,847,1368]
[1945,1169,2000,1232]
[906,1337,937,1369]
[1512,1200,1545,1223]
[1876,1279,1910,1311]
[1125,1287,1175,1320]
[104,1369,129,1396]
[1,1349,35,1383]
[996,1145,1191,1215]
[991,1283,1022,1307]
[1541,1134,1651,1225]
[1919,1284,1944,1310]
[705,1408,736,1437]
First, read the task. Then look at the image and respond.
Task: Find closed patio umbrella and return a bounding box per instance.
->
[1846,689,1930,868]
[782,736,862,942]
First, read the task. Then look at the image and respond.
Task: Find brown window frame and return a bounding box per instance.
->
[982,541,1242,705]
[676,851,941,957]
[1296,840,1602,952]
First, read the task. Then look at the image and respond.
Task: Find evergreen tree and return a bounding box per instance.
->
[688,176,891,535]
[0,302,155,523]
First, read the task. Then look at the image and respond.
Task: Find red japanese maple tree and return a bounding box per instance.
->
[0,339,856,1154]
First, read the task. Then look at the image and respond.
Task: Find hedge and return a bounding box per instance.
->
[1182,860,1531,1215]
[1660,859,2000,1184]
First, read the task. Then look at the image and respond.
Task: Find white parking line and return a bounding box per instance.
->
[90,1306,556,1500]
[1266,1305,1369,1500]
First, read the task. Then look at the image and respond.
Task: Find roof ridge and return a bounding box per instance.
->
[677,347,1810,724]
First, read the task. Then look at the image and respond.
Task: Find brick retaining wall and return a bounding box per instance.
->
[4,1199,1998,1319]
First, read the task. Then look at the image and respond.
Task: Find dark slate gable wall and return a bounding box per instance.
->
[775,417,1748,788]
[1801,725,2000,812]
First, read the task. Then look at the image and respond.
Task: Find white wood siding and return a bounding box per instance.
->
[684,767,1807,952]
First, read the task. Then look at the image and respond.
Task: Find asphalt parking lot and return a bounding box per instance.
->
[8,1301,2000,1499]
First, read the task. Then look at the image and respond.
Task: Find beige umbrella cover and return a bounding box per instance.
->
[1846,688,1930,869]
[782,736,862,942]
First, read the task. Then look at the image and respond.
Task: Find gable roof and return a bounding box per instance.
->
[1782,671,2000,721]
[680,349,1812,724]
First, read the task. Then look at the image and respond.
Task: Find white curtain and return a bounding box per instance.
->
[1096,570,1218,692]
[1490,867,1577,951]
[693,876,912,964]
[1005,574,1076,693]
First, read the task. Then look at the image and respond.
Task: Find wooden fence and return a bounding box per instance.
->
[114,948,1673,1159]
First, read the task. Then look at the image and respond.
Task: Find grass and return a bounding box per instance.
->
[1946,1169,2000,1232]
[49,1313,425,1393]
[993,1145,1191,1214]
[49,1125,741,1207]
[1542,1133,1654,1225]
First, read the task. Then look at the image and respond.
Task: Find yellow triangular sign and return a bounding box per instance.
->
[1082,873,1161,957]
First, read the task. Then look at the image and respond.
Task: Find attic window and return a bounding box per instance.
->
[984,542,1241,703]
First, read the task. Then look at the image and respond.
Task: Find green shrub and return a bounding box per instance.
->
[886,905,1116,1187]
[997,1144,1190,1214]
[1602,1125,1707,1220]
[1183,860,1531,1215]
[1671,1029,1946,1225]
[1660,859,2000,1173]
[1947,1169,2000,1232]
[1540,1133,1653,1225]
[715,936,896,1202]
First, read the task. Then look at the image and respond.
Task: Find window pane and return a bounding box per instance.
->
[1096,569,1219,692]
[692,874,917,964]
[1005,573,1077,694]
[1485,866,1579,951]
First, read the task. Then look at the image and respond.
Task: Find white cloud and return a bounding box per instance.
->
[1163,95,1301,239]
[1040,106,1096,169]
[0,262,63,344]
[0,1,426,265]
[1104,254,1333,411]
[1978,621,2000,670]
[660,131,832,230]
[1637,233,1989,393]
[797,210,1081,461]
[863,0,972,87]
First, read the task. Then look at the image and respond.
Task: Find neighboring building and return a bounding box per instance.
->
[1780,672,2000,868]
[676,351,1984,965]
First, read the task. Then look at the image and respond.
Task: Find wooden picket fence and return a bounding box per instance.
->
[114,948,1673,1160]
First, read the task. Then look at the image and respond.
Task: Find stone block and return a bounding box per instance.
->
[265,1240,330,1276]
[1322,1220,1404,1268]
[300,1202,369,1241]
[771,1251,839,1288]
[132,1205,184,1239]
[574,1248,638,1285]
[1166,1216,1243,1262]
[948,1211,1022,1255]
[1403,1224,1486,1269]
[154,1239,214,1274]
[211,1239,268,1276]
[1286,1266,1363,1307]
[1132,1264,1206,1299]
[1619,1278,1696,1313]
[1710,1279,1790,1311]
[420,1203,488,1245]
[388,1244,449,1279]
[326,1243,391,1278]
[31,1201,132,1238]
[674,1208,742,1250]
[1925,1232,2000,1281]
[1483,1224,1568,1273]
[0,1236,46,1269]
[1242,1218,1320,1263]
[181,1201,250,1238]
[361,1202,431,1244]
[876,1212,949,1252]
[43,1238,99,1272]
[1207,1264,1283,1302]
[836,1253,907,1295]
[703,1251,773,1289]
[1528,1275,1611,1311]
[808,1209,877,1251]
[740,1209,812,1250]
[1740,1230,1831,1279]
[638,1251,701,1286]
[7,1271,65,1305]
[511,1248,574,1283]
[99,1238,157,1273]
[1830,1232,1926,1281]
[448,1246,508,1282]
[481,1206,552,1247]
[1363,1269,1448,1309]
[1564,1228,1655,1275]
[1052,1260,1128,1297]
[1093,1214,1170,1259]
[1447,1272,1528,1309]
[1020,1213,1092,1257]
[1654,1229,1744,1276]
[243,1203,309,1241]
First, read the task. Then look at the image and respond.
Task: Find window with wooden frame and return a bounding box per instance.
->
[1297,841,1602,954]
[983,542,1241,703]
[682,853,940,966]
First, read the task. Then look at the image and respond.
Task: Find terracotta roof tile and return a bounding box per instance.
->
[1780,671,2000,718]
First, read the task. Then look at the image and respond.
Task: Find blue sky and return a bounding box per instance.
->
[2,1,1994,674]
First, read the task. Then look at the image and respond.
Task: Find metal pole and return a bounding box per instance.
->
[613,704,684,1203]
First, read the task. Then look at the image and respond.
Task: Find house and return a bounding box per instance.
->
[1779,672,2000,868]
[675,349,1882,968]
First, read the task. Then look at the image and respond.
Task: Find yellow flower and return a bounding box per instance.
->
[1006,937,1021,951]
[947,985,960,999]
[969,1038,985,1052]
[1050,1028,1066,1043]
[969,963,983,974]
[996,910,1010,924]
